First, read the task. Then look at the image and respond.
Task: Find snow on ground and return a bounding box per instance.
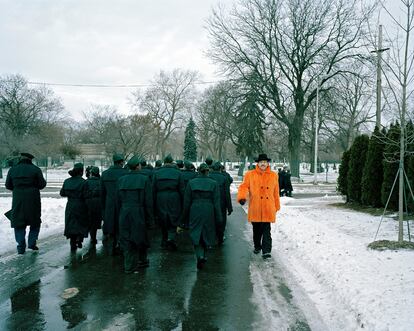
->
[0,198,65,255]
[247,195,414,331]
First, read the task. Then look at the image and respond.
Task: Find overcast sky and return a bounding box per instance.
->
[0,0,224,120]
[0,0,403,121]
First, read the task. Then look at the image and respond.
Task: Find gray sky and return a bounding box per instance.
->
[0,0,404,121]
[0,0,224,119]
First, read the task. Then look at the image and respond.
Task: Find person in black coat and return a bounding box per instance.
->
[117,156,154,273]
[284,167,293,197]
[83,166,102,246]
[152,154,185,250]
[181,163,222,269]
[181,160,197,188]
[209,162,233,246]
[60,163,88,251]
[5,153,46,254]
[278,168,286,196]
[100,154,129,254]
[139,159,154,181]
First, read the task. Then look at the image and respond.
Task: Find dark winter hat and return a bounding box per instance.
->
[112,153,124,163]
[155,160,162,168]
[140,159,147,167]
[73,162,84,170]
[164,154,173,164]
[212,161,222,171]
[255,153,271,162]
[176,159,184,168]
[205,157,213,166]
[184,160,193,170]
[69,162,84,177]
[198,163,209,173]
[20,152,35,159]
[127,155,141,169]
[90,166,100,176]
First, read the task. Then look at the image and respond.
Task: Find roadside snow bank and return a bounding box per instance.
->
[0,198,65,255]
[271,196,414,331]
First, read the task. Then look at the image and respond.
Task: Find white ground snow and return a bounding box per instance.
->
[1,166,413,330]
[247,196,414,331]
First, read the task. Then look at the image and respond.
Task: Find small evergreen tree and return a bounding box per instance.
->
[406,121,414,212]
[361,126,386,207]
[381,122,401,210]
[347,134,369,203]
[183,118,197,161]
[337,149,351,201]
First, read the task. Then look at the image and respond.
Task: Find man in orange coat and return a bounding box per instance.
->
[237,153,280,259]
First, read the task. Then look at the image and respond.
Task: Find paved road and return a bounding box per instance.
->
[0,198,313,330]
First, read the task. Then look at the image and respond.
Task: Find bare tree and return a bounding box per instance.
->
[0,74,64,158]
[207,0,376,176]
[323,72,376,152]
[196,82,236,159]
[379,0,414,242]
[131,69,198,158]
[82,105,154,159]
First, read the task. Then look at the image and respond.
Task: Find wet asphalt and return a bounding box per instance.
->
[0,196,314,331]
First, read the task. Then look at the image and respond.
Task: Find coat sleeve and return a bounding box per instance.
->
[5,169,13,190]
[37,168,47,189]
[60,181,67,197]
[100,177,106,211]
[274,173,281,212]
[237,171,250,203]
[225,177,233,213]
[213,183,223,224]
[144,178,154,226]
[182,183,192,227]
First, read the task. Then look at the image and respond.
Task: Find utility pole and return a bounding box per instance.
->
[371,25,389,129]
[313,79,320,185]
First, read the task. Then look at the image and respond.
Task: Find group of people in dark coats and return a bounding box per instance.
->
[278,166,293,197]
[4,151,233,272]
[60,153,233,273]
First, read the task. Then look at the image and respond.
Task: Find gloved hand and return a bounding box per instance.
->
[176,226,185,234]
[239,199,246,206]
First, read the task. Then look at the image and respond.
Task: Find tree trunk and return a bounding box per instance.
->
[288,119,303,178]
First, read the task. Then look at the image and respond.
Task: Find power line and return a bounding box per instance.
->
[25,80,221,88]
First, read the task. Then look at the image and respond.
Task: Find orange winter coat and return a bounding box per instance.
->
[237,165,280,222]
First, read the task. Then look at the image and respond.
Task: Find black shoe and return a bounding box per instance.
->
[253,248,261,254]
[196,258,207,270]
[262,253,271,259]
[17,250,25,255]
[28,245,39,251]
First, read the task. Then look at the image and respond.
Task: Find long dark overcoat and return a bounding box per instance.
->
[5,159,46,228]
[117,172,154,248]
[183,175,222,246]
[152,164,185,227]
[209,171,233,223]
[100,165,128,235]
[83,177,102,229]
[60,176,88,238]
[181,169,197,188]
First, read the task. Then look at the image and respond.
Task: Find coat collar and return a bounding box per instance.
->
[255,164,271,174]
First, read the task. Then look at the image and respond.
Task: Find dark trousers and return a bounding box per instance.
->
[252,222,272,254]
[14,225,40,253]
